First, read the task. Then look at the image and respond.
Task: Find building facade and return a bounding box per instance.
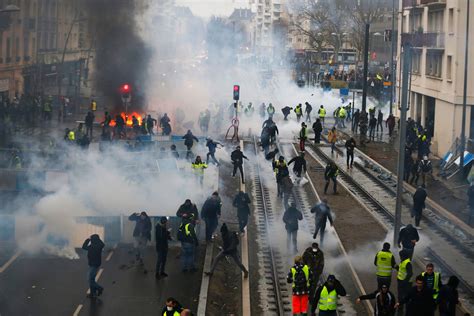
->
[397,0,474,156]
[0,0,92,104]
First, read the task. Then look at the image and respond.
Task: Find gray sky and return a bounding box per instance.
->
[176,0,249,18]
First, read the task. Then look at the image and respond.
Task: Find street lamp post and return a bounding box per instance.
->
[389,0,396,116]
[460,0,470,170]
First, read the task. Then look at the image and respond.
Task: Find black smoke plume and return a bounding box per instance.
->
[83,0,151,112]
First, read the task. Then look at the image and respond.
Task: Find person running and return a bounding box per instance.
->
[311,199,333,246]
[412,185,427,229]
[288,152,307,178]
[305,102,313,122]
[231,145,248,184]
[206,223,248,277]
[206,138,222,166]
[82,234,104,298]
[201,192,222,242]
[182,130,199,159]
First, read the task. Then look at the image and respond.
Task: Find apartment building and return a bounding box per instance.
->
[249,0,284,57]
[0,0,92,100]
[397,0,474,156]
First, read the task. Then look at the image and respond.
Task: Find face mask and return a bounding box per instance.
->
[167,306,173,311]
[312,248,318,252]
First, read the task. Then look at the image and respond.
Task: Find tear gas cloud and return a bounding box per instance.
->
[4,1,387,259]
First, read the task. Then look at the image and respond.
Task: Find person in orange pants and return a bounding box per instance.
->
[287,256,312,315]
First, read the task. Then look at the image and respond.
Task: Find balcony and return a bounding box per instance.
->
[401,32,445,48]
[420,0,446,5]
[403,0,419,8]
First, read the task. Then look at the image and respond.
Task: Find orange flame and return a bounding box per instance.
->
[109,112,143,127]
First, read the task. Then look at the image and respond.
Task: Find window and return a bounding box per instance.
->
[426,51,443,77]
[412,50,421,74]
[448,8,454,34]
[23,36,29,58]
[446,55,452,80]
[428,10,444,33]
[6,38,11,59]
[414,13,422,32]
[0,33,3,58]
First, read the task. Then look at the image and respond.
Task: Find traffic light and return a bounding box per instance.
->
[120,84,131,103]
[233,85,240,101]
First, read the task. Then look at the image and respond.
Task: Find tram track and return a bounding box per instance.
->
[305,142,474,312]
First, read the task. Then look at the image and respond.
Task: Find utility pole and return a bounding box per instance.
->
[394,44,412,246]
[389,0,396,116]
[460,0,470,170]
[362,23,370,113]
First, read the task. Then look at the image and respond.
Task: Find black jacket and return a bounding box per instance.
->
[311,202,333,226]
[155,223,171,252]
[287,263,312,295]
[413,187,427,210]
[283,206,303,231]
[313,121,323,134]
[399,286,435,316]
[438,284,459,316]
[233,192,251,217]
[182,132,199,146]
[288,156,307,172]
[129,214,152,240]
[302,247,324,277]
[231,149,248,165]
[398,225,419,249]
[222,230,239,254]
[177,202,199,220]
[82,236,104,267]
[359,290,396,316]
[345,139,356,153]
[201,197,222,219]
[85,113,94,127]
[324,164,338,179]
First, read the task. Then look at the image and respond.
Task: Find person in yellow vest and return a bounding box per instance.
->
[338,107,346,128]
[90,99,97,112]
[295,104,303,122]
[374,242,396,289]
[191,156,207,186]
[312,274,346,316]
[299,122,308,152]
[318,105,326,126]
[287,256,312,316]
[161,297,183,316]
[396,249,413,308]
[421,263,442,301]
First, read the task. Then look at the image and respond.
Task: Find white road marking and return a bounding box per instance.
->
[72,304,83,316]
[0,251,21,273]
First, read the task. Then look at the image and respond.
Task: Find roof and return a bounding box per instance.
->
[229,8,254,21]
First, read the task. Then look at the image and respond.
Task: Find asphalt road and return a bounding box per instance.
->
[0,244,204,316]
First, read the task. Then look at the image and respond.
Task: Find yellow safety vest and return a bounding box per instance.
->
[274,161,287,174]
[192,162,207,174]
[163,311,180,316]
[338,108,346,118]
[397,258,411,281]
[376,251,393,277]
[300,127,308,138]
[319,108,326,117]
[421,272,440,299]
[267,105,275,114]
[291,265,310,288]
[68,131,75,141]
[295,107,302,115]
[91,101,97,111]
[318,286,338,311]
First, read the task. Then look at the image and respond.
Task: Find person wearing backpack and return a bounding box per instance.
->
[177,215,198,273]
[283,203,303,253]
[205,223,248,277]
[287,255,312,316]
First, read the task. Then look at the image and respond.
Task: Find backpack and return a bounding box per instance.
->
[294,266,307,287]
